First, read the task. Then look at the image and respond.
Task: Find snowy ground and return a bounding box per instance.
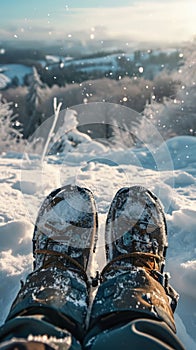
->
[0,133,195,349]
[0,47,179,89]
[0,64,32,87]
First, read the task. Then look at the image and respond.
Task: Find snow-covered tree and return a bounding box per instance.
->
[49,108,92,154]
[175,41,196,86]
[26,67,48,137]
[137,42,196,144]
[138,90,195,145]
[109,119,137,149]
[39,99,106,157]
[0,94,24,153]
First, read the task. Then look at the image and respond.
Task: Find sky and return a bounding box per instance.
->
[0,0,195,45]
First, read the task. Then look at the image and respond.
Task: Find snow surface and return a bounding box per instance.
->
[0,48,179,89]
[0,64,32,86]
[0,135,195,349]
[0,73,11,89]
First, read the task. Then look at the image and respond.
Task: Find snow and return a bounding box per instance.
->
[45,55,61,64]
[0,64,32,86]
[0,48,179,89]
[0,73,11,89]
[0,132,195,349]
[44,49,176,73]
[71,54,120,72]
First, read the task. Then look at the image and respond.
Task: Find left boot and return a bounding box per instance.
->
[88,186,178,336]
[5,184,98,342]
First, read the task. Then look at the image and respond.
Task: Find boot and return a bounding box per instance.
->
[5,184,98,342]
[89,186,179,336]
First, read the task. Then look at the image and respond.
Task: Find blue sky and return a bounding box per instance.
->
[0,0,195,44]
[1,0,136,20]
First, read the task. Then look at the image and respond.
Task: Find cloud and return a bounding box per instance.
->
[1,1,195,43]
[62,1,195,42]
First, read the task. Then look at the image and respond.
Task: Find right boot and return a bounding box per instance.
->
[88,186,179,338]
[2,184,98,344]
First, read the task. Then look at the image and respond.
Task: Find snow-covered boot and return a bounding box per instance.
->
[105,185,168,273]
[5,184,98,343]
[88,186,179,338]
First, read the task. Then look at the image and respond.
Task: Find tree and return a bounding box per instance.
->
[25,67,48,137]
[0,94,24,153]
[137,42,196,142]
[138,86,196,143]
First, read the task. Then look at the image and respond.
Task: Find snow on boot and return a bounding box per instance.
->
[6,184,98,342]
[105,186,168,273]
[33,184,98,273]
[89,186,178,337]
